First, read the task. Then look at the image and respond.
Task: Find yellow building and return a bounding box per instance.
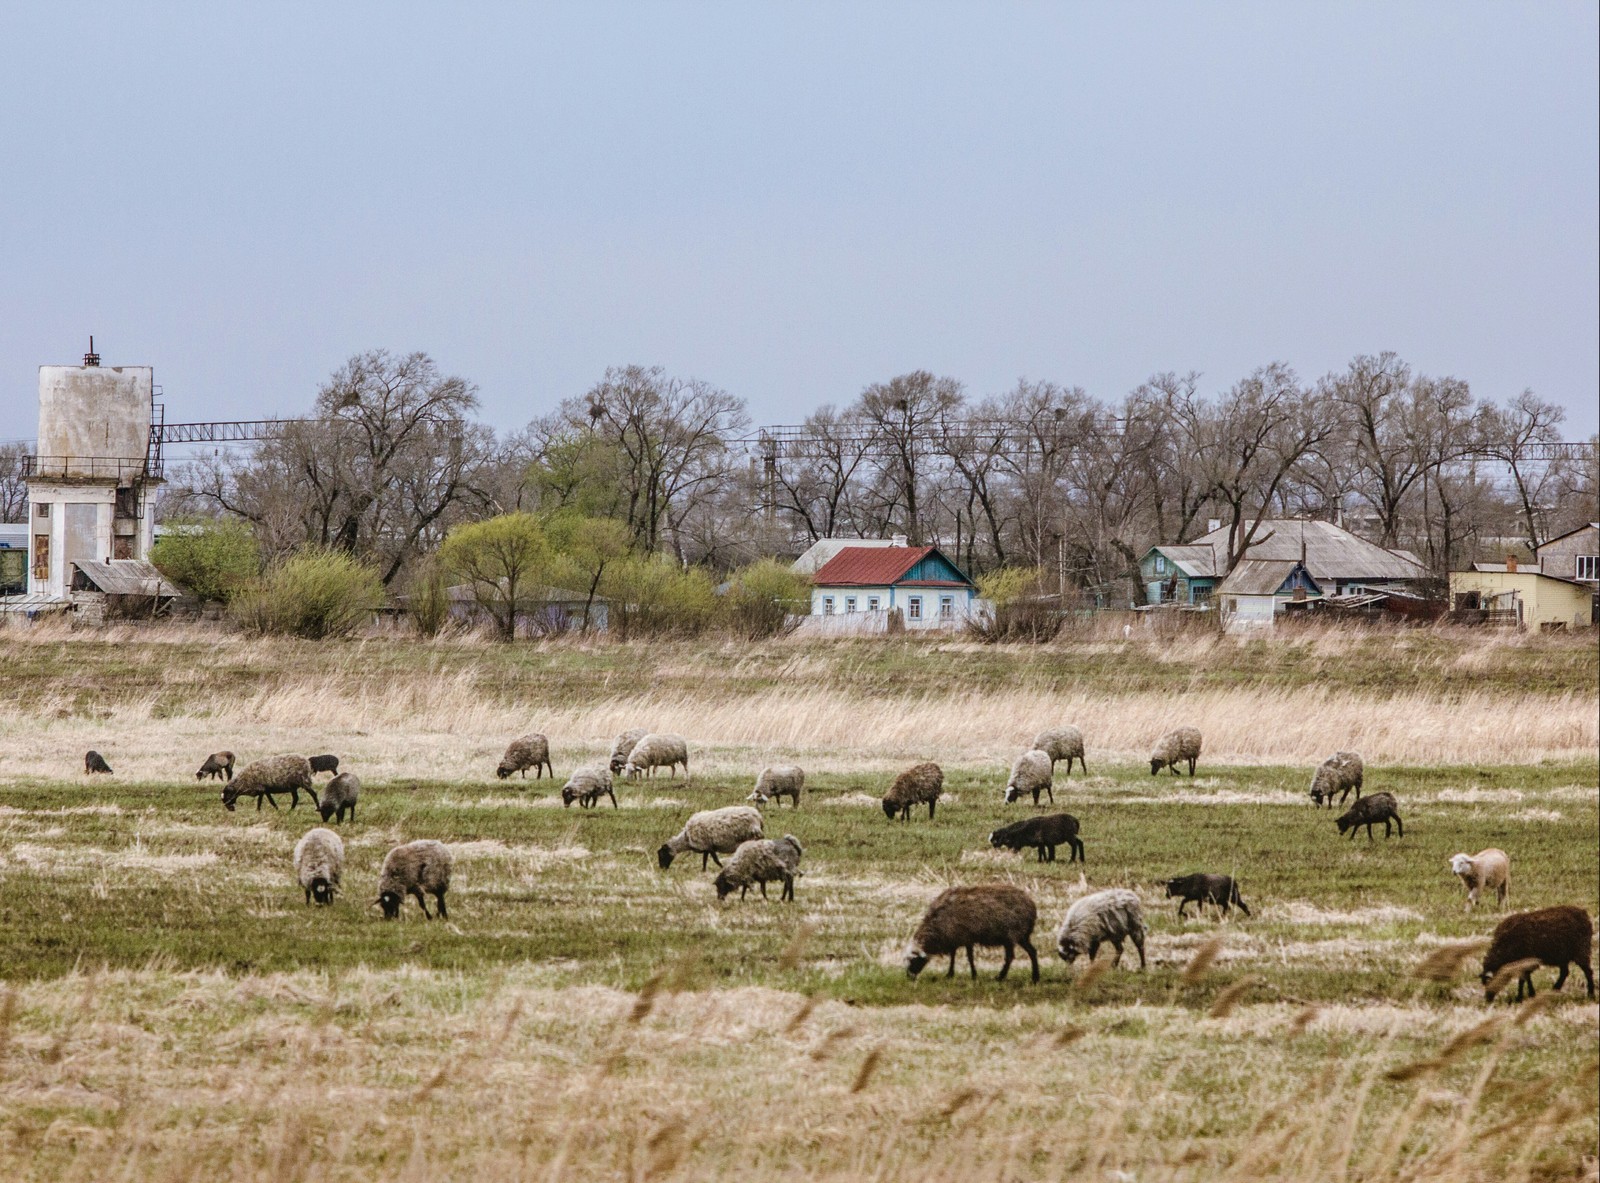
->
[1448,562,1594,629]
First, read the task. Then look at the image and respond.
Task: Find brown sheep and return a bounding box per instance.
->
[905,884,1040,983]
[882,762,943,821]
[195,751,235,782]
[1480,906,1595,1002]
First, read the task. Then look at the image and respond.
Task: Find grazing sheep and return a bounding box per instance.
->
[622,733,690,781]
[904,884,1040,983]
[496,733,553,780]
[1336,791,1402,841]
[1056,888,1147,969]
[1031,727,1087,775]
[223,755,318,813]
[1164,873,1250,919]
[882,762,943,821]
[1450,848,1510,912]
[560,763,616,809]
[1309,751,1364,808]
[84,751,112,775]
[1149,728,1202,777]
[308,754,340,776]
[1480,905,1595,1002]
[318,772,360,824]
[609,728,649,774]
[1003,749,1055,806]
[294,827,344,905]
[713,835,804,902]
[988,813,1084,863]
[195,751,235,782]
[376,839,453,920]
[748,765,805,809]
[659,806,765,870]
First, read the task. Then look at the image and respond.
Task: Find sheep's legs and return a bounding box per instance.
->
[434,890,448,920]
[1187,759,1197,775]
[1177,901,1189,920]
[1579,962,1595,998]
[1020,938,1040,983]
[1133,933,1147,969]
[780,874,794,902]
[411,888,431,920]
[997,943,1013,981]
[1552,964,1569,991]
[946,952,957,978]
[966,946,978,980]
[927,800,936,820]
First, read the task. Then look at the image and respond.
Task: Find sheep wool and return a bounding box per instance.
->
[294,827,345,905]
[497,734,553,780]
[1149,728,1202,777]
[376,839,453,920]
[882,762,943,821]
[1056,888,1147,969]
[1336,792,1402,841]
[905,884,1040,983]
[561,763,616,809]
[622,733,690,781]
[609,728,650,774]
[713,835,803,901]
[1309,751,1364,808]
[1003,749,1055,805]
[195,751,235,782]
[659,806,765,870]
[318,772,360,824]
[223,755,317,813]
[748,765,805,809]
[1449,848,1510,912]
[1031,727,1086,775]
[1480,905,1595,1002]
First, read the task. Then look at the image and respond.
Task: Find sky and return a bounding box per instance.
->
[1,2,1596,447]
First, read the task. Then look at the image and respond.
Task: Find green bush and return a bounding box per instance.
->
[149,517,260,604]
[404,558,452,638]
[719,559,811,639]
[603,555,718,640]
[970,565,1063,643]
[231,548,385,639]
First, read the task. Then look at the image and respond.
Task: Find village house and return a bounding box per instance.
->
[1534,522,1599,590]
[1448,556,1593,630]
[807,539,979,630]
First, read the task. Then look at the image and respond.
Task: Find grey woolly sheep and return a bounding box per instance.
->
[195,751,235,782]
[318,772,360,824]
[1163,873,1250,919]
[308,754,340,776]
[1450,848,1510,912]
[376,839,453,920]
[496,733,553,780]
[1003,749,1055,805]
[1031,727,1086,775]
[658,805,765,870]
[1056,888,1147,969]
[713,835,803,901]
[1149,728,1202,776]
[988,813,1084,863]
[84,750,112,775]
[905,884,1040,983]
[1309,751,1364,808]
[622,733,690,781]
[1336,791,1402,841]
[882,762,943,821]
[223,755,318,813]
[609,728,649,774]
[294,827,344,905]
[560,763,616,809]
[748,765,805,809]
[1480,906,1594,1002]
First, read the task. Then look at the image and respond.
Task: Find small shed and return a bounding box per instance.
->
[1448,564,1593,630]
[1217,559,1323,632]
[69,559,187,619]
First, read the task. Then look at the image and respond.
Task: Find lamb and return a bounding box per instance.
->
[195,751,235,782]
[713,835,804,902]
[882,762,943,821]
[1480,905,1594,1002]
[560,763,616,809]
[988,813,1084,863]
[904,884,1040,983]
[621,733,690,781]
[1003,749,1055,805]
[1031,727,1087,775]
[1164,873,1250,919]
[1335,791,1402,841]
[1309,751,1364,808]
[658,806,765,870]
[609,728,650,774]
[375,839,453,920]
[318,772,360,824]
[308,754,340,776]
[1056,888,1147,970]
[293,827,344,905]
[84,750,112,775]
[222,755,318,813]
[1149,728,1202,776]
[748,765,805,809]
[1450,848,1510,912]
[496,733,553,780]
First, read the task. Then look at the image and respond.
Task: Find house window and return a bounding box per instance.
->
[868,596,880,611]
[845,596,857,613]
[1154,555,1166,574]
[1577,556,1598,581]
[939,595,954,619]
[35,503,50,519]
[822,596,834,615]
[907,596,923,621]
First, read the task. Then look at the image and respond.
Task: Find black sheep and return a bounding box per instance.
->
[84,751,112,775]
[988,813,1085,863]
[1336,791,1402,841]
[1164,873,1250,919]
[308,754,340,776]
[1480,905,1595,1002]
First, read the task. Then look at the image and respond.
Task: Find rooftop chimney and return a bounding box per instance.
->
[890,534,908,547]
[83,335,100,367]
[1505,555,1517,573]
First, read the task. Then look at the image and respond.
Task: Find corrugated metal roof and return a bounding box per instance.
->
[1472,562,1543,574]
[792,538,895,574]
[1537,521,1600,549]
[1218,559,1325,597]
[72,560,186,598]
[0,593,71,614]
[1156,544,1220,578]
[1191,519,1424,582]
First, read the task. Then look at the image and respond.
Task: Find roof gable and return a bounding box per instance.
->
[1188,519,1424,581]
[811,545,975,588]
[1218,559,1324,597]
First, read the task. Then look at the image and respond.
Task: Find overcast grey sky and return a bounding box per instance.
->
[2,2,1595,443]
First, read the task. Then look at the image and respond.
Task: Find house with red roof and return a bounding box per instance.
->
[808,541,980,629]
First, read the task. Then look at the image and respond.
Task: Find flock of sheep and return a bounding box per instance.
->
[75,723,1596,1004]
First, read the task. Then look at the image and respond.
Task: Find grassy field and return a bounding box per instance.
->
[0,624,1595,1180]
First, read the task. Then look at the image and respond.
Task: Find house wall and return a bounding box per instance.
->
[1220,593,1278,632]
[1536,526,1599,585]
[1448,571,1592,629]
[810,584,977,629]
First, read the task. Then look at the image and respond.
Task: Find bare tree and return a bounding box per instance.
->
[769,406,874,543]
[0,442,28,522]
[856,372,964,545]
[1480,390,1570,551]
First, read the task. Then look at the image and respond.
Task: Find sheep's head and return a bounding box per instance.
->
[746,789,768,805]
[1149,758,1163,776]
[713,874,734,901]
[905,945,930,978]
[1449,854,1473,877]
[377,891,403,919]
[657,844,676,870]
[987,829,1002,848]
[881,798,898,820]
[221,787,239,812]
[318,802,336,823]
[311,879,336,906]
[496,763,514,780]
[1163,879,1181,898]
[1335,815,1353,835]
[1057,935,1082,963]
[622,761,642,779]
[561,786,579,808]
[1003,784,1022,804]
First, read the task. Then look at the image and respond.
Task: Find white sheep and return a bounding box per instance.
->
[1031,727,1086,775]
[713,835,804,901]
[622,733,690,782]
[1056,888,1147,970]
[1450,848,1510,912]
[658,806,765,870]
[561,763,617,809]
[293,827,344,906]
[1003,749,1055,805]
[1149,727,1202,777]
[609,728,650,774]
[748,765,804,809]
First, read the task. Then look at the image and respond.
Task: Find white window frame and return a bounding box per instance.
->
[939,594,954,619]
[822,596,834,615]
[1154,554,1166,574]
[907,596,923,621]
[1577,555,1598,581]
[867,595,880,611]
[845,596,857,613]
